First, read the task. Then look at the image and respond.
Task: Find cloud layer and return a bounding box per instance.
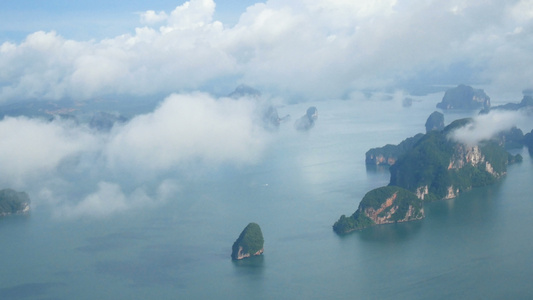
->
[1,0,533,101]
[448,110,530,146]
[0,93,267,218]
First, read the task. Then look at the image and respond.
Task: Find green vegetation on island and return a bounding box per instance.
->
[333,186,424,234]
[231,223,264,260]
[390,119,521,201]
[0,189,30,216]
[338,116,523,234]
[365,133,424,166]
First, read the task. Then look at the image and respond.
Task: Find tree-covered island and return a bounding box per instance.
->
[335,117,522,234]
[231,222,264,260]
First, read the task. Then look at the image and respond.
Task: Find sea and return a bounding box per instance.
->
[1,93,532,299]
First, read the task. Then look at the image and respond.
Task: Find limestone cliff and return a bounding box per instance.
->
[390,119,519,202]
[333,186,424,234]
[231,223,264,260]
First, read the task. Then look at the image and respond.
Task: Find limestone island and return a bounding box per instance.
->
[0,189,30,216]
[436,84,490,110]
[480,94,533,114]
[336,117,523,234]
[333,186,424,234]
[231,222,264,260]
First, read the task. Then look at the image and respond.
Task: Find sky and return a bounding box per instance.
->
[1,0,532,102]
[0,0,257,41]
[0,0,532,219]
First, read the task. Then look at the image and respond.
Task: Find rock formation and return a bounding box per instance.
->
[228,84,261,99]
[524,129,533,155]
[436,84,490,110]
[389,118,520,202]
[89,111,128,131]
[0,189,30,216]
[333,186,424,234]
[425,111,445,133]
[294,107,318,131]
[480,95,533,114]
[365,133,424,166]
[261,105,290,131]
[231,223,264,260]
[336,117,523,234]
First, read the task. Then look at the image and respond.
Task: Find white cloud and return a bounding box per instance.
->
[0,92,269,219]
[448,110,528,146]
[0,116,97,187]
[104,92,267,172]
[0,0,532,101]
[52,180,179,219]
[140,10,168,25]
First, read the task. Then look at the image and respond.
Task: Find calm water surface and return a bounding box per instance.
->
[1,96,532,299]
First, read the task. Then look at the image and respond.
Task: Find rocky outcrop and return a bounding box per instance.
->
[0,189,30,216]
[425,111,445,133]
[489,127,525,150]
[525,130,533,155]
[228,84,261,99]
[261,105,290,131]
[294,107,318,131]
[481,95,533,114]
[89,112,128,131]
[231,223,264,260]
[365,133,424,166]
[390,119,519,202]
[333,186,424,234]
[436,84,490,110]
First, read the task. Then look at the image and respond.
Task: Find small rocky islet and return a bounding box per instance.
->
[231,222,264,260]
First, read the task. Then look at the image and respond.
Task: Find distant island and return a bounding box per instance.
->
[335,117,522,234]
[436,84,490,110]
[231,223,264,260]
[425,111,445,132]
[227,84,262,99]
[294,107,318,131]
[0,189,30,216]
[480,95,533,114]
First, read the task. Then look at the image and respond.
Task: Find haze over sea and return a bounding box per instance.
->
[2,1,533,299]
[1,94,532,299]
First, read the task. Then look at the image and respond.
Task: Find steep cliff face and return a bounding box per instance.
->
[449,144,483,169]
[390,120,518,202]
[333,186,424,234]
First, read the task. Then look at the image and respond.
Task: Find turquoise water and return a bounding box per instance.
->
[1,97,533,299]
